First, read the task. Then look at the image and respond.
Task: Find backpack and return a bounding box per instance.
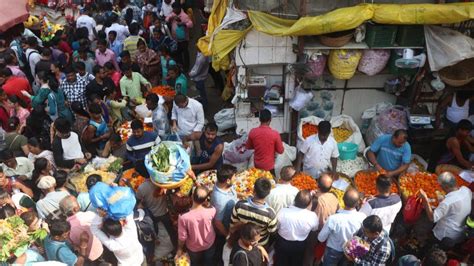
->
[230,250,249,266]
[133,209,156,246]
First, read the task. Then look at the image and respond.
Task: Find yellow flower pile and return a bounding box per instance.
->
[234,168,274,198]
[333,127,352,143]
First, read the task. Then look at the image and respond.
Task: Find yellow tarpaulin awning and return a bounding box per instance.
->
[199,2,474,70]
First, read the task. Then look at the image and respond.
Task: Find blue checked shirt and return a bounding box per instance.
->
[355,230,392,266]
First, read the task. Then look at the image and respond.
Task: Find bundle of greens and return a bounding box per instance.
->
[151,144,171,172]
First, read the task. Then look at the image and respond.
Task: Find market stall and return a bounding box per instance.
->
[0,0,29,33]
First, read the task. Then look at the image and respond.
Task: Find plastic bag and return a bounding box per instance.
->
[305,52,327,79]
[145,141,191,183]
[424,25,474,71]
[330,115,366,152]
[358,50,390,76]
[214,108,236,131]
[223,134,254,164]
[274,143,296,179]
[289,86,314,111]
[403,196,423,225]
[328,49,362,80]
[376,106,408,134]
[297,115,324,144]
[89,182,136,220]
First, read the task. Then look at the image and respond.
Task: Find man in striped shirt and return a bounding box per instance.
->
[230,177,278,249]
[126,119,160,164]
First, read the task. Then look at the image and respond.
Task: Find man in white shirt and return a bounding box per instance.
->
[36,176,69,219]
[105,14,130,43]
[91,211,144,266]
[276,190,318,266]
[160,0,175,17]
[25,37,41,79]
[360,174,402,232]
[76,7,97,41]
[171,94,205,142]
[295,121,339,179]
[419,171,472,249]
[265,166,299,214]
[0,150,34,180]
[318,188,366,266]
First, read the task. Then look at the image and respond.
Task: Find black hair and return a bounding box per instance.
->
[27,137,42,149]
[20,211,38,227]
[97,38,107,46]
[217,164,237,183]
[110,133,122,143]
[37,71,50,83]
[121,64,131,73]
[108,30,117,37]
[54,170,68,188]
[240,223,259,241]
[89,103,103,115]
[41,48,52,57]
[393,129,408,139]
[71,102,90,118]
[104,61,115,71]
[343,188,359,209]
[204,123,218,132]
[27,36,38,47]
[102,218,122,237]
[254,177,272,199]
[92,65,102,75]
[7,116,20,130]
[363,215,384,234]
[48,76,59,93]
[0,68,12,77]
[376,175,392,194]
[318,121,331,136]
[457,119,472,131]
[259,109,272,123]
[54,118,72,134]
[174,94,187,105]
[120,50,131,58]
[74,61,86,72]
[86,174,102,190]
[0,204,16,219]
[4,54,15,65]
[0,150,14,162]
[145,93,159,104]
[131,119,144,130]
[294,190,312,209]
[137,39,147,48]
[49,219,71,237]
[171,2,182,10]
[129,23,140,35]
[192,186,209,204]
[63,66,75,75]
[32,157,49,183]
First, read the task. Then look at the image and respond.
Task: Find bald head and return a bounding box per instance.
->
[318,173,333,193]
[59,195,80,217]
[280,166,296,183]
[343,188,360,209]
[193,186,209,205]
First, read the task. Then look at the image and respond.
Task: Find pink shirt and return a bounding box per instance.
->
[246,125,284,171]
[95,48,120,71]
[67,211,104,261]
[178,207,216,252]
[7,65,26,78]
[10,107,30,127]
[165,11,193,41]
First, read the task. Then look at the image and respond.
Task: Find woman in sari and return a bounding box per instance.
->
[135,39,160,85]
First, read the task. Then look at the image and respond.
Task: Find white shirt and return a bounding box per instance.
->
[91,214,144,266]
[160,1,175,17]
[61,132,84,160]
[76,15,97,41]
[171,98,205,136]
[300,134,339,178]
[433,186,472,243]
[265,183,299,214]
[317,209,367,252]
[1,157,34,180]
[26,48,41,78]
[36,191,70,219]
[277,206,318,241]
[106,23,130,43]
[28,150,56,168]
[359,194,402,233]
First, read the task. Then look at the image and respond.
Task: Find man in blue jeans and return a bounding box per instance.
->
[317,188,367,266]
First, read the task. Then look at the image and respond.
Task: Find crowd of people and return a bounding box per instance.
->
[0,0,473,266]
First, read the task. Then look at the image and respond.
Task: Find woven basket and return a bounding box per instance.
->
[152,176,192,189]
[439,59,474,87]
[319,30,354,47]
[435,164,462,175]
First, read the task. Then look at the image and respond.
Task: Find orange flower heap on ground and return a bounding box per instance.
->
[354,171,398,196]
[291,173,317,191]
[302,123,318,139]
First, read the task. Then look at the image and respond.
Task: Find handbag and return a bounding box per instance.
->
[403,195,424,224]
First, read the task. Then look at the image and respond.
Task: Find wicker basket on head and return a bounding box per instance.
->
[319,30,354,47]
[151,176,192,189]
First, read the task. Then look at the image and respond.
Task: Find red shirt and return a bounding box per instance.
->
[58,40,73,56]
[2,77,32,106]
[246,125,284,171]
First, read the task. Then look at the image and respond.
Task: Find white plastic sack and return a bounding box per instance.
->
[297,115,324,149]
[425,25,474,71]
[407,154,428,173]
[214,108,236,131]
[330,114,366,152]
[223,134,254,164]
[289,86,314,111]
[274,143,297,179]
